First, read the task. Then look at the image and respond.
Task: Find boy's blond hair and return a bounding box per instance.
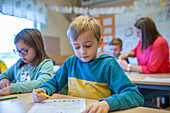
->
[109,38,122,48]
[67,15,102,41]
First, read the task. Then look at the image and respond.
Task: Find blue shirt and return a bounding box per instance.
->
[40,54,144,111]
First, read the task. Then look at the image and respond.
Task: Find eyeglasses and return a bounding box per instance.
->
[13,48,30,56]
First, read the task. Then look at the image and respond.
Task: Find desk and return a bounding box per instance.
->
[0,93,170,113]
[126,72,170,90]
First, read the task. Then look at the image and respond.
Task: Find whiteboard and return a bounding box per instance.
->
[115,6,170,54]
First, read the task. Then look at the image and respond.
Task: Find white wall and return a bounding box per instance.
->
[38,0,76,56]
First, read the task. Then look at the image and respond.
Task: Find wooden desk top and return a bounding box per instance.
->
[0,93,170,113]
[126,72,170,86]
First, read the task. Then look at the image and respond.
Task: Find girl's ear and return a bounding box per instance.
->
[98,37,103,48]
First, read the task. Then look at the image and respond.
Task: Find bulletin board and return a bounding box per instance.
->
[95,15,114,55]
[43,36,60,56]
[114,6,170,54]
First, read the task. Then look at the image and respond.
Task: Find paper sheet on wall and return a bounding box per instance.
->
[142,77,170,83]
[28,99,86,113]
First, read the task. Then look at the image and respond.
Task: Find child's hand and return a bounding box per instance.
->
[0,86,11,96]
[82,100,109,113]
[0,78,10,89]
[119,53,129,59]
[32,88,48,103]
[117,59,128,71]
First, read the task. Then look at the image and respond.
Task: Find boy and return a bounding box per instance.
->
[32,16,144,112]
[109,38,129,63]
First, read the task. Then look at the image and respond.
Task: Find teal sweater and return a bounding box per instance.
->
[0,59,53,94]
[40,54,144,111]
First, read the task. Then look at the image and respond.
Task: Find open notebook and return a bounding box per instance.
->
[28,99,86,113]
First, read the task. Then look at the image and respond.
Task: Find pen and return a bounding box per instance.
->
[0,96,17,101]
[33,89,49,98]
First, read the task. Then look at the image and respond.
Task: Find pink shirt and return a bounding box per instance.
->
[131,37,170,73]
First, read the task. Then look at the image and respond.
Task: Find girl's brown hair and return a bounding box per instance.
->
[134,17,161,50]
[14,29,49,69]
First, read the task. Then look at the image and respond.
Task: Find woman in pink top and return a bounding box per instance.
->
[118,17,170,109]
[118,17,170,74]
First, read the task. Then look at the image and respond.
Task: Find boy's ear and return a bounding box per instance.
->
[120,47,123,51]
[98,37,103,47]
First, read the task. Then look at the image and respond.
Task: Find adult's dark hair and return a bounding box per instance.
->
[134,17,161,50]
[14,28,49,68]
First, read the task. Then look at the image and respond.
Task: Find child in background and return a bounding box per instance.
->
[32,16,144,112]
[109,38,129,63]
[0,29,53,96]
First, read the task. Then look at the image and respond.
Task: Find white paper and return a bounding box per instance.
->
[28,99,86,113]
[142,77,170,83]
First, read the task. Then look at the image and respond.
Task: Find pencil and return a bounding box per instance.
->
[33,89,49,98]
[0,96,17,101]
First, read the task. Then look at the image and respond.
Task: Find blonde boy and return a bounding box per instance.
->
[33,16,144,112]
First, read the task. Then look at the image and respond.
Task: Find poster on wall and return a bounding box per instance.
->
[103,27,112,34]
[103,35,113,43]
[103,18,112,26]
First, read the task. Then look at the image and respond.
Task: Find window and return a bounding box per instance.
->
[0,13,36,68]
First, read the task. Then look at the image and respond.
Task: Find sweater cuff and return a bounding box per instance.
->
[10,83,18,94]
[40,87,53,96]
[99,96,120,111]
[0,76,8,80]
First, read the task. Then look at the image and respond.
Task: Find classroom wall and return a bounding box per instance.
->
[38,0,136,56]
[90,0,135,7]
[38,0,76,56]
[38,0,169,57]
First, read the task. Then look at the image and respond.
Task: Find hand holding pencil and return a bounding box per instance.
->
[33,89,49,98]
[32,88,49,103]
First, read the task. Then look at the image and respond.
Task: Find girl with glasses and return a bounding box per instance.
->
[0,29,53,96]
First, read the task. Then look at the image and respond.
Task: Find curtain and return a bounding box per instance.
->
[0,0,47,24]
